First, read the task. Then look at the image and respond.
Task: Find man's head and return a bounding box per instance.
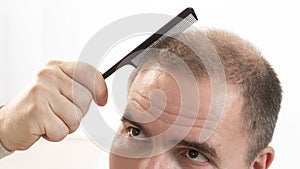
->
[109,29,282,169]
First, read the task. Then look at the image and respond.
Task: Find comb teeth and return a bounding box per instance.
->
[131,13,197,67]
[102,8,198,79]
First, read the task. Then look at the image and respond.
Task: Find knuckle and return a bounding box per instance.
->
[27,102,48,119]
[68,119,80,133]
[26,86,51,118]
[68,108,82,132]
[46,60,61,66]
[18,145,29,151]
[14,143,32,151]
[29,84,49,99]
[83,90,93,105]
[73,87,92,113]
[78,98,91,115]
[78,62,96,75]
[37,68,57,79]
[51,124,69,142]
[79,61,92,69]
[82,99,92,113]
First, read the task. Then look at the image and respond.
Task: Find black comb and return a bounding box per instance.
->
[102,7,198,79]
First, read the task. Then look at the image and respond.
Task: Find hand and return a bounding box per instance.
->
[0,60,107,151]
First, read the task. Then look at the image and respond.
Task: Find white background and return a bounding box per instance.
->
[0,0,299,168]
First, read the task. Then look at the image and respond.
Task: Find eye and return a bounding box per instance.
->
[127,126,147,140]
[184,149,208,163]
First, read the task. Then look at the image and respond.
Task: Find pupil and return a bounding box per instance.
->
[131,128,140,136]
[188,150,199,159]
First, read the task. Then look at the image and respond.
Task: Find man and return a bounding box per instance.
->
[109,29,282,168]
[0,29,282,169]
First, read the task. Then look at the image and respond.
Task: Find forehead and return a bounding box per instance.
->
[126,68,248,164]
[129,68,214,117]
[128,67,244,131]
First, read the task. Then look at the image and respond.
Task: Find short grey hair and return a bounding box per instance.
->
[128,29,282,165]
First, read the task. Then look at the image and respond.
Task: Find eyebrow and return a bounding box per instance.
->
[121,115,151,136]
[177,140,218,159]
[121,114,219,160]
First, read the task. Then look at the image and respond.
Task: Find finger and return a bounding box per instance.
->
[54,67,93,115]
[49,92,83,133]
[42,107,70,142]
[37,61,93,114]
[59,62,108,106]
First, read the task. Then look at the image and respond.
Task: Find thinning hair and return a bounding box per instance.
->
[128,29,282,165]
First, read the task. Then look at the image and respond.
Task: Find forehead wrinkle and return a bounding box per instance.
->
[127,68,226,142]
[123,105,223,150]
[125,102,219,133]
[130,87,201,117]
[129,68,182,99]
[129,87,181,107]
[128,90,219,129]
[129,97,150,113]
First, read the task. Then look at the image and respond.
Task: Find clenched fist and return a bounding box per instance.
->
[0,60,108,151]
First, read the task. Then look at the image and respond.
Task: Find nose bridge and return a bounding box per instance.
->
[142,152,174,169]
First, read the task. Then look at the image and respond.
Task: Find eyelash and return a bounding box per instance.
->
[122,123,211,167]
[177,147,210,166]
[125,125,147,138]
[126,126,138,135]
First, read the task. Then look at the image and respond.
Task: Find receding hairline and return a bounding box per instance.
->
[127,28,282,165]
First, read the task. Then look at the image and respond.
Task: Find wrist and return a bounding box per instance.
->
[0,139,13,159]
[0,104,13,150]
[0,104,13,158]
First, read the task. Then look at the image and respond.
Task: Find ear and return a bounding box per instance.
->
[250,146,274,169]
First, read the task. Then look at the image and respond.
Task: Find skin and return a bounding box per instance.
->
[109,67,274,169]
[0,60,108,151]
[0,60,274,168]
